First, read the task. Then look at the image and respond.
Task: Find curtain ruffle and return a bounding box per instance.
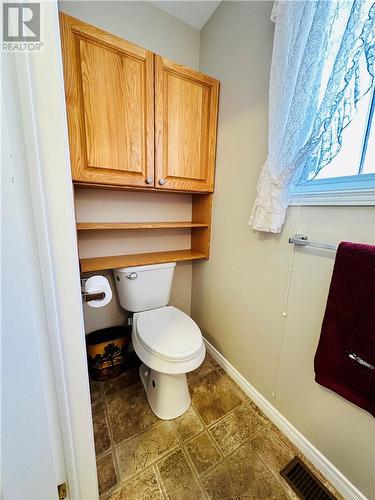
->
[249,160,291,233]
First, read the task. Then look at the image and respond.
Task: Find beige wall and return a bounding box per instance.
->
[194,2,375,498]
[58,1,200,329]
[58,0,199,68]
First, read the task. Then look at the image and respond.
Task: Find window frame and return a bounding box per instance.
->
[290,87,375,206]
[290,172,375,206]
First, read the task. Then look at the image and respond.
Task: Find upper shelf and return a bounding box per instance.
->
[76,221,209,231]
[80,248,207,272]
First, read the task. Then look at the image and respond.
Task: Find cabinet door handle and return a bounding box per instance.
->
[145,176,153,184]
[159,178,166,186]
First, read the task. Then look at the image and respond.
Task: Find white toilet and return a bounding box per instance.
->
[113,262,205,420]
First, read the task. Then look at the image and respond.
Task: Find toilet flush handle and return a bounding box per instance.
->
[126,272,138,280]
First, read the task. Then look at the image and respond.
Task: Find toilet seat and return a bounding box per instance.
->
[136,306,202,362]
[132,306,205,375]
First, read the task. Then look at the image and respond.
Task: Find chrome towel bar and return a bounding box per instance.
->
[348,352,375,371]
[288,234,338,251]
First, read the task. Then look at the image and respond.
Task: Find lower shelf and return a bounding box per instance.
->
[80,249,207,272]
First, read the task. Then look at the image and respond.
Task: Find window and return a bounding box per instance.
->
[291,86,375,205]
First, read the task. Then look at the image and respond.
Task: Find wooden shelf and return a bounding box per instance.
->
[77,194,212,272]
[80,249,207,272]
[76,221,208,231]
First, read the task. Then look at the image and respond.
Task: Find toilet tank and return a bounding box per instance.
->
[113,262,176,312]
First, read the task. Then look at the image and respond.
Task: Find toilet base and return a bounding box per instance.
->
[139,363,191,420]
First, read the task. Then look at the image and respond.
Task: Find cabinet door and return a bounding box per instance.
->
[59,13,154,187]
[155,56,219,192]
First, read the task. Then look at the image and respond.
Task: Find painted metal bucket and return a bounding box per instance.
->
[86,326,129,381]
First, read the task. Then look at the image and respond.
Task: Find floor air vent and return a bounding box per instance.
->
[280,457,336,499]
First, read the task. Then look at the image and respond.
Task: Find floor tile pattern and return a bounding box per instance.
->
[90,351,341,499]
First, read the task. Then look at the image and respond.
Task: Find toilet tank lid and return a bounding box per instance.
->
[114,262,176,273]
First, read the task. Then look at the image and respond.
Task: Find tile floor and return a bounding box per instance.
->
[90,352,341,499]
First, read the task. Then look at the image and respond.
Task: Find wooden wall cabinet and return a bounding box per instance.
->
[155,56,219,192]
[60,13,219,269]
[60,13,219,193]
[60,13,154,188]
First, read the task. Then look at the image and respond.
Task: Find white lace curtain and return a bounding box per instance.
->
[249,0,375,233]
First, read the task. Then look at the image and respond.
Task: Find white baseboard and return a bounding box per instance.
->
[204,338,366,500]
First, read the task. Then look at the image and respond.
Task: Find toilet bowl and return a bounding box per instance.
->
[114,262,205,420]
[133,306,205,419]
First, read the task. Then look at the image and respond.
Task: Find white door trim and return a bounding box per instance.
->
[204,339,366,500]
[13,1,98,498]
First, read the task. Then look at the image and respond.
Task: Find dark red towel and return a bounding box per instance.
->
[314,241,375,417]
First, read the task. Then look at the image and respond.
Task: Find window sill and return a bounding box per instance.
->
[289,174,375,206]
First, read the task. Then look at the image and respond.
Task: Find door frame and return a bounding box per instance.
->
[13,1,98,498]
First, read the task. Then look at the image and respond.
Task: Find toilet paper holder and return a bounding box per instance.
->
[80,278,106,303]
[82,290,106,302]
